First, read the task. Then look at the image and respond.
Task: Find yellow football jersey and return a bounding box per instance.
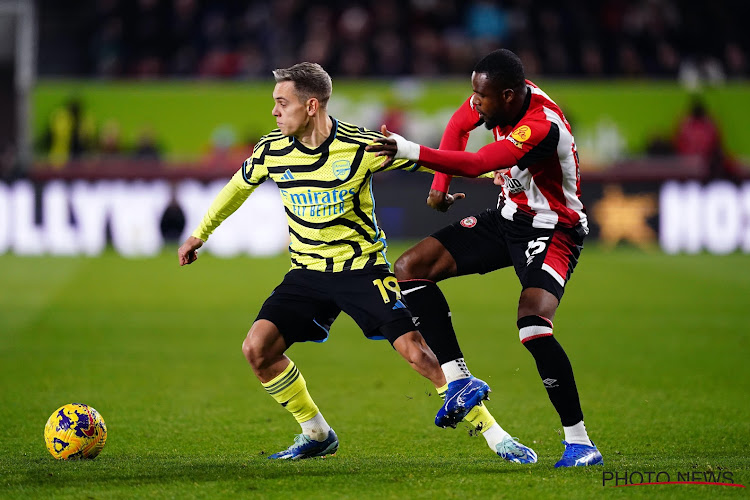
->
[193,118,430,272]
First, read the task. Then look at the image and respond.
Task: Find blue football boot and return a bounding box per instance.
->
[268,429,339,460]
[435,376,491,428]
[554,440,603,467]
[496,436,538,464]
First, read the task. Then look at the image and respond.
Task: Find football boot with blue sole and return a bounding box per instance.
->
[554,440,603,467]
[496,436,538,464]
[268,429,339,460]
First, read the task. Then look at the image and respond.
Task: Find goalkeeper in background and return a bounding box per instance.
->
[178,62,535,462]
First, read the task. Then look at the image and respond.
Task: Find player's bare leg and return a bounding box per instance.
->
[517,287,602,467]
[395,238,536,463]
[395,236,458,282]
[243,320,290,383]
[242,320,337,459]
[391,330,446,387]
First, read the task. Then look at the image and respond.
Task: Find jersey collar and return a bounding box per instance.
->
[292,117,338,154]
[509,87,532,128]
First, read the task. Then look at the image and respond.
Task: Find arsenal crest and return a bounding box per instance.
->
[332,159,351,181]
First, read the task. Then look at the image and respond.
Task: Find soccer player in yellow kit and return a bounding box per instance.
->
[178,62,534,461]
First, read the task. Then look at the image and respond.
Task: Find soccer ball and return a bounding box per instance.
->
[44,403,107,460]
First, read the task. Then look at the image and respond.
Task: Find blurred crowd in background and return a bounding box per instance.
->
[39,98,164,168]
[39,0,746,81]
[23,0,747,181]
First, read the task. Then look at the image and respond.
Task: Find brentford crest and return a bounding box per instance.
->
[460,216,477,228]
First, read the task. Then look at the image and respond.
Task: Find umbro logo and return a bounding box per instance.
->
[280,169,295,180]
[542,378,558,388]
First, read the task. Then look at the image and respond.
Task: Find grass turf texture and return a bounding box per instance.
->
[1,244,748,499]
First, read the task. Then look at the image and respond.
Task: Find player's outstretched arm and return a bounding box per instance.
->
[178,236,204,266]
[367,125,517,177]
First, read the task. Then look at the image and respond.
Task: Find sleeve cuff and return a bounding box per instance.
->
[191,230,208,242]
[430,172,452,192]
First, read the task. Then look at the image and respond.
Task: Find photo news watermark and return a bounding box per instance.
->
[603,470,745,488]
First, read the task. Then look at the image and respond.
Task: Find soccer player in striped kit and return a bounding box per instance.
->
[367,49,603,467]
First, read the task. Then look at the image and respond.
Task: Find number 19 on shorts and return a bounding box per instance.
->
[372,277,402,303]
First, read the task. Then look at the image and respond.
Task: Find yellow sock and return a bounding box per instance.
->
[439,382,497,433]
[465,404,497,433]
[437,384,448,398]
[262,361,319,424]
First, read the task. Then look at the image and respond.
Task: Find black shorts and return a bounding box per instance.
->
[255,266,416,346]
[431,209,584,301]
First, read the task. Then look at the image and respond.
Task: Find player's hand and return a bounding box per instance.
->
[178,236,204,266]
[366,125,421,167]
[427,189,466,212]
[365,125,398,168]
[493,168,510,186]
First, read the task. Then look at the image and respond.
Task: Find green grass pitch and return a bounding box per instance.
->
[1,244,748,499]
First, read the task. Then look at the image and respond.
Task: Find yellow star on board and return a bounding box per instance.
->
[592,185,657,248]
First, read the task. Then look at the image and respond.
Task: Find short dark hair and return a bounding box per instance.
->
[473,49,526,90]
[273,62,332,109]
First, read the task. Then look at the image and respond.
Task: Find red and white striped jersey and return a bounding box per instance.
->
[427,80,587,232]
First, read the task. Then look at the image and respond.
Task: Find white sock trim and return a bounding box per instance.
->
[481,423,510,450]
[300,412,331,442]
[519,324,553,343]
[441,358,471,384]
[563,420,592,446]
